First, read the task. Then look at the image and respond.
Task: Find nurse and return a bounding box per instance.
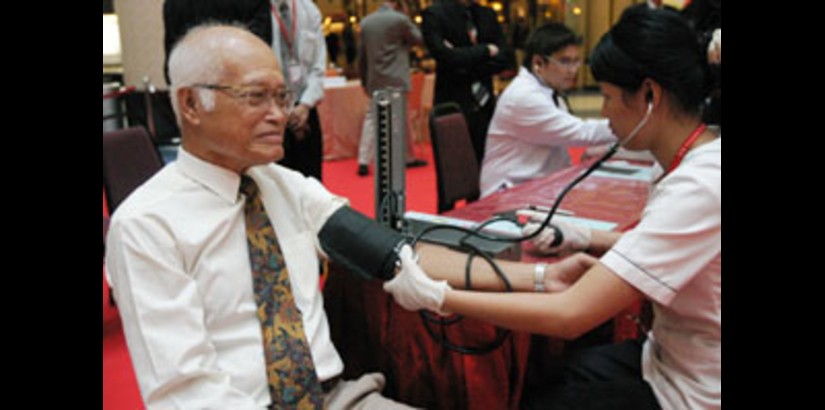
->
[384,5,721,409]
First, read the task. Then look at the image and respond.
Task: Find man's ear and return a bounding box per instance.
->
[178,87,201,125]
[531,55,544,72]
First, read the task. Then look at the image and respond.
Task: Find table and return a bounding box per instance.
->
[323,159,653,409]
[317,74,435,160]
[318,79,370,160]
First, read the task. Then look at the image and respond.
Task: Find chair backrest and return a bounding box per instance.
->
[428,103,480,213]
[102,126,165,214]
[123,90,181,145]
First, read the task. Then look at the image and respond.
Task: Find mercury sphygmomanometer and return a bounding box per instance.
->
[318,89,410,282]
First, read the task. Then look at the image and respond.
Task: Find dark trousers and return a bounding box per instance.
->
[280,107,323,181]
[521,340,662,410]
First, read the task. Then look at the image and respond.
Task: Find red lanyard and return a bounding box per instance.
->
[664,123,707,176]
[271,0,297,56]
[633,122,708,229]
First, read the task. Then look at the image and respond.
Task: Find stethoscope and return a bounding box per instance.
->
[412,102,654,354]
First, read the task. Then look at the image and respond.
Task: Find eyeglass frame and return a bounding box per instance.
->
[544,56,584,70]
[191,83,295,113]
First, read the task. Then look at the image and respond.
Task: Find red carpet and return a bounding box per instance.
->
[102,143,437,409]
[319,142,437,218]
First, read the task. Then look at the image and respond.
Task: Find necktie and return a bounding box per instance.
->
[241,176,324,409]
[465,9,478,45]
[279,1,292,34]
[552,90,573,115]
[273,0,298,83]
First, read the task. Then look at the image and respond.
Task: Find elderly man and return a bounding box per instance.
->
[105,24,415,409]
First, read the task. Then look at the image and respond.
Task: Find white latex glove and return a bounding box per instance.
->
[383,244,451,315]
[518,209,592,255]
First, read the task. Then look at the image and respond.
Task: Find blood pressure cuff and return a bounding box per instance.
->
[318,206,406,281]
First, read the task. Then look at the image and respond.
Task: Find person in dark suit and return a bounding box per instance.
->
[421,0,515,165]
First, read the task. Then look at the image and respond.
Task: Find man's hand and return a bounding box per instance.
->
[288,104,312,140]
[383,245,451,314]
[543,253,598,293]
[487,44,499,57]
[518,210,592,255]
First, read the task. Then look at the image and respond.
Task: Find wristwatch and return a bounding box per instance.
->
[534,262,548,292]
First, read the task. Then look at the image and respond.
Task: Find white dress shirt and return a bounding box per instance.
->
[105,148,347,409]
[270,0,327,107]
[479,67,616,197]
[601,138,722,409]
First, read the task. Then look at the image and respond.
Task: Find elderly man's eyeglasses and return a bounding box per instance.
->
[193,84,294,113]
[545,56,583,70]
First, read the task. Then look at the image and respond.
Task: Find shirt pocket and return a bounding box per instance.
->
[278,231,320,309]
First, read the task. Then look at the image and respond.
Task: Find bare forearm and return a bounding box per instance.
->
[417,243,534,292]
[440,264,642,339]
[588,229,622,255]
[442,289,581,339]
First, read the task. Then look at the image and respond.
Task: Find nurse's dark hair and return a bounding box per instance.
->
[522,23,582,69]
[590,5,711,116]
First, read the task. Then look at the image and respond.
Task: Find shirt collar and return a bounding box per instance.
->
[176,147,243,205]
[520,66,560,95]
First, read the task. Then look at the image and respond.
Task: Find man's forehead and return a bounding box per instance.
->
[235,69,286,87]
[218,47,282,82]
[553,44,581,57]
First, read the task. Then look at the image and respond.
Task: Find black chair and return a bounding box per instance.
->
[102,126,165,214]
[123,90,181,147]
[103,126,165,305]
[428,103,481,213]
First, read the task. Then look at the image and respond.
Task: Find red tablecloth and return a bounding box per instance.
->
[318,75,435,160]
[323,159,652,409]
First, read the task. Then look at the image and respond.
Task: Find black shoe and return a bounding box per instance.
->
[357,164,369,176]
[406,159,428,168]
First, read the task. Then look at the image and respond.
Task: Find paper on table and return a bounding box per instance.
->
[322,76,347,88]
[405,211,617,235]
[552,215,618,231]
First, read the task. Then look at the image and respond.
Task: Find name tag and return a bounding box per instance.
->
[288,59,304,88]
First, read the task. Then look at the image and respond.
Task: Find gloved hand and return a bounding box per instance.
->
[383,244,451,315]
[518,209,592,255]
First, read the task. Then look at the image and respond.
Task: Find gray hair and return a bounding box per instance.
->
[167,22,251,124]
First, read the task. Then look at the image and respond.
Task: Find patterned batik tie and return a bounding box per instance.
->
[241,176,324,409]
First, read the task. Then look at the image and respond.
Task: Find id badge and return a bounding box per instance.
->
[288,59,303,87]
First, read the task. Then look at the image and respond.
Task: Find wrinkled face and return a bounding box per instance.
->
[534,44,582,91]
[183,38,289,173]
